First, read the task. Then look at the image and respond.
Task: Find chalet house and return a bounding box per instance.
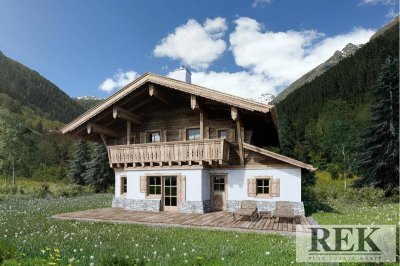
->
[61,68,314,215]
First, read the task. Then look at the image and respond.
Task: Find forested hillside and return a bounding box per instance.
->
[0,51,84,123]
[275,20,399,192]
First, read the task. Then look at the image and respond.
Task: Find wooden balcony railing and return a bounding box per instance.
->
[107,139,230,168]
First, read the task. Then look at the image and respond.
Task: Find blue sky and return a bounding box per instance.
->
[0,0,397,99]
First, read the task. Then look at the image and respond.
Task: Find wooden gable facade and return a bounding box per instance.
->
[61,73,314,171]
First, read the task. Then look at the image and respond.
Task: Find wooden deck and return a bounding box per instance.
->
[53,208,312,234]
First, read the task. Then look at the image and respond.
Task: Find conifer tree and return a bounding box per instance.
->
[355,57,399,192]
[83,144,114,192]
[68,140,90,185]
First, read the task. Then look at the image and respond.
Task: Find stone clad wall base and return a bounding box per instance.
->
[112,198,160,212]
[225,200,305,216]
[179,200,212,214]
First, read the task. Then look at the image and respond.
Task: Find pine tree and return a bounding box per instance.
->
[355,57,399,192]
[83,144,114,192]
[68,140,90,185]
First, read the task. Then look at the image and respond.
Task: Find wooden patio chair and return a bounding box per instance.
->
[233,200,259,221]
[273,201,300,223]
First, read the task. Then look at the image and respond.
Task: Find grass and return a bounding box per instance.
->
[1,194,297,265]
[0,172,398,265]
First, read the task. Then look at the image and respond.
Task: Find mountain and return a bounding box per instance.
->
[271,17,399,104]
[255,93,275,104]
[274,17,399,169]
[75,96,103,111]
[0,51,84,123]
[271,43,362,104]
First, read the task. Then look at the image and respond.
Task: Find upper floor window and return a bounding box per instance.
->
[217,130,227,139]
[147,131,161,143]
[186,128,200,140]
[256,178,270,195]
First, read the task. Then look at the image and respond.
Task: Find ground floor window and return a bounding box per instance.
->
[121,176,127,194]
[256,178,270,195]
[148,176,162,195]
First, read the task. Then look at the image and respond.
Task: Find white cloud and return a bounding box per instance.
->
[229,17,375,86]
[153,17,227,70]
[359,0,392,5]
[159,17,375,100]
[99,70,139,94]
[168,70,279,99]
[252,0,272,8]
[358,0,398,18]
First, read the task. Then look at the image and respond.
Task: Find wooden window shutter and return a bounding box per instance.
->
[271,178,280,197]
[140,176,147,193]
[178,175,186,203]
[247,178,256,197]
[161,129,167,142]
[228,128,236,142]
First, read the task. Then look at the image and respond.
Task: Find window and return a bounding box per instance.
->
[256,179,270,195]
[148,176,161,195]
[186,128,200,140]
[147,131,161,143]
[213,176,225,191]
[121,176,127,194]
[217,130,227,139]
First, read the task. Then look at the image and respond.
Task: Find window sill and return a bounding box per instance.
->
[146,195,162,199]
[120,193,127,198]
[255,194,272,199]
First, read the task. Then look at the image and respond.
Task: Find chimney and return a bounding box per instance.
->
[170,66,191,84]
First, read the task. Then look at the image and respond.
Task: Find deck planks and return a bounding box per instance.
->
[54,208,312,234]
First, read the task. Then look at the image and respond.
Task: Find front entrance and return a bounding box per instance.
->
[211,175,227,211]
[163,176,178,211]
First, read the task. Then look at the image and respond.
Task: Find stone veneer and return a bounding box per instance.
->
[112,198,305,216]
[112,197,160,212]
[226,200,305,216]
[179,200,212,213]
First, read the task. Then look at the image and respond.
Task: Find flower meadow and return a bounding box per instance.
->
[0,194,299,265]
[0,192,398,265]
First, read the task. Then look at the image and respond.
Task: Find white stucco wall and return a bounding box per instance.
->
[209,168,302,202]
[114,169,207,201]
[114,167,302,202]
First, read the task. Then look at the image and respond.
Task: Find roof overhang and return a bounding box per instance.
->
[243,143,316,171]
[61,72,272,134]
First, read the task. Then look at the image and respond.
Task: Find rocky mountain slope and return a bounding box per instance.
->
[270,16,399,104]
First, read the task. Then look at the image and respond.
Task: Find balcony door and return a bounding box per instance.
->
[211,175,227,211]
[163,176,178,211]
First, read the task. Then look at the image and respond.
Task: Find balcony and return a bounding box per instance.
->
[107,139,230,168]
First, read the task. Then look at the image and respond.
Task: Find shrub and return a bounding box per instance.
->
[51,184,95,197]
[34,184,50,198]
[32,164,68,182]
[0,185,18,195]
[0,240,17,263]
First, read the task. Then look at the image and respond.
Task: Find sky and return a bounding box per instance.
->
[0,0,398,99]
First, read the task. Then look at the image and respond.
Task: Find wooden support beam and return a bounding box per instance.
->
[236,118,245,166]
[191,95,198,110]
[87,123,122,138]
[129,97,152,112]
[100,134,108,146]
[149,84,170,105]
[231,106,238,121]
[126,121,131,145]
[113,106,141,124]
[200,111,204,140]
